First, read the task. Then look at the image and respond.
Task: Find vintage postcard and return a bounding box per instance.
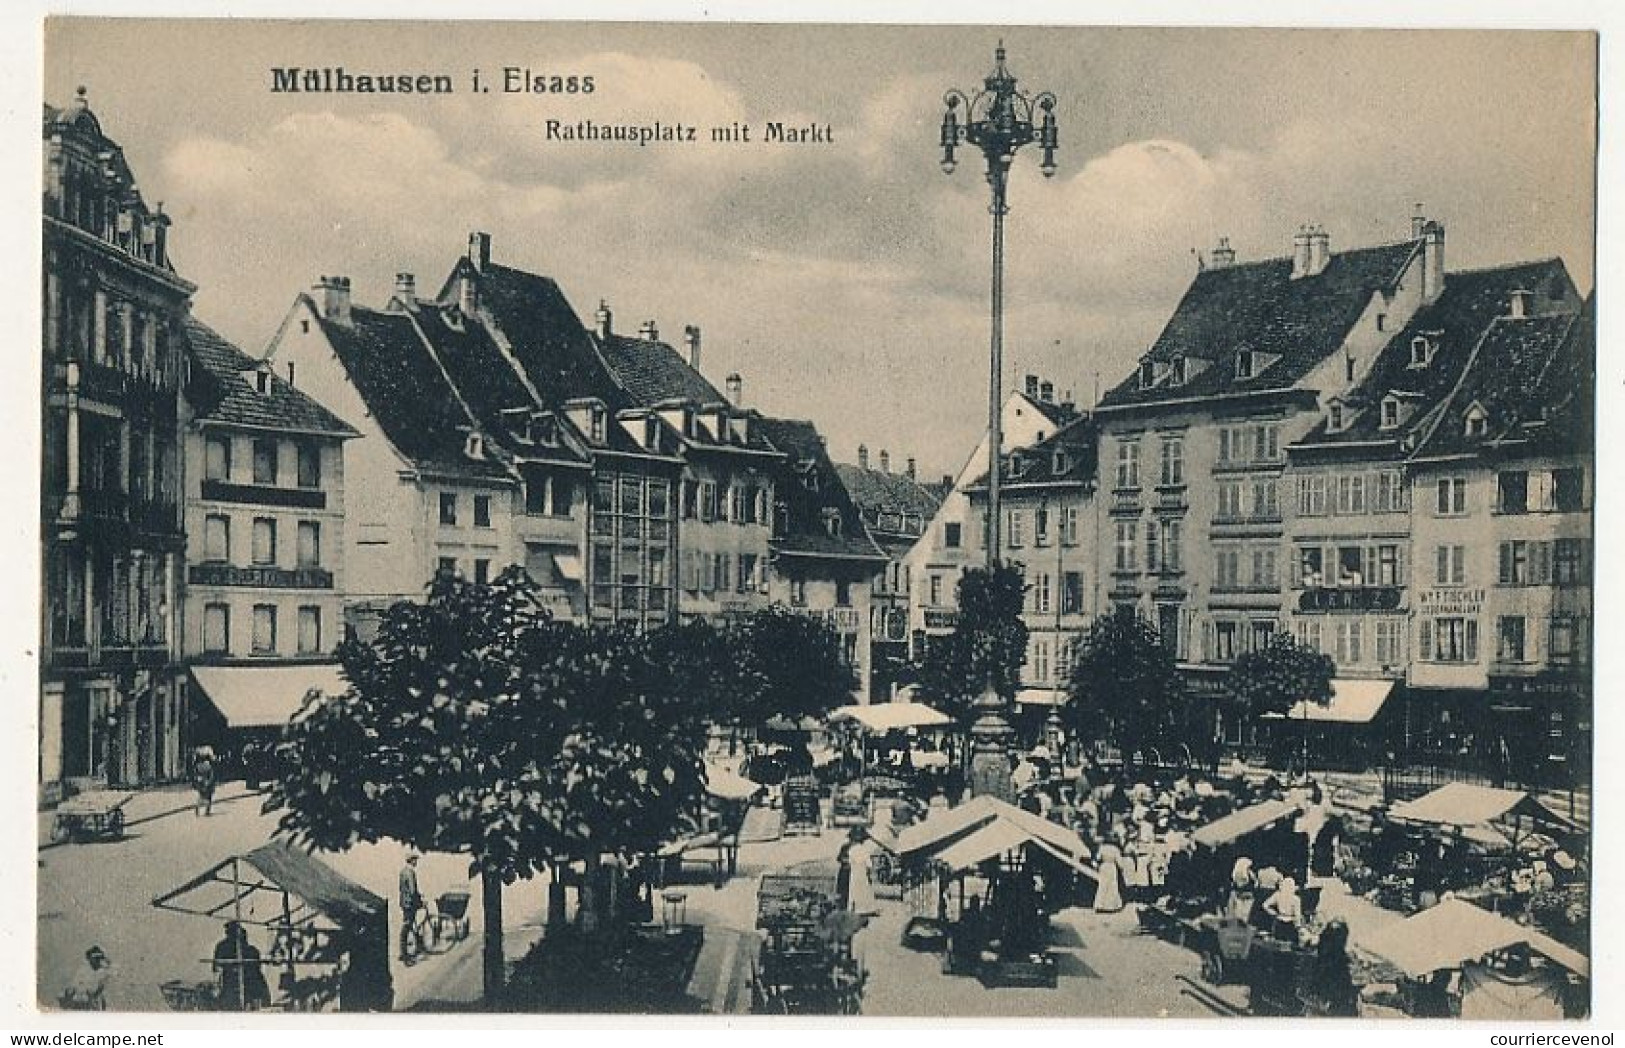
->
[34,19,1596,1021]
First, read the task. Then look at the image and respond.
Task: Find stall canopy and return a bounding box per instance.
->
[1360,898,1589,979]
[704,764,763,802]
[152,840,386,929]
[829,701,953,733]
[191,663,349,730]
[1015,688,1066,707]
[1389,783,1576,833]
[897,795,1092,873]
[1264,678,1394,724]
[1191,798,1302,849]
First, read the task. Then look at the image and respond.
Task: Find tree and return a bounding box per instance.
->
[1065,607,1187,761]
[913,564,1029,723]
[735,605,858,728]
[1223,633,1335,761]
[266,567,709,1003]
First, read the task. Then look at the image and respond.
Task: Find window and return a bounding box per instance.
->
[1299,547,1324,587]
[698,481,716,523]
[1424,617,1478,662]
[1235,350,1254,379]
[252,518,277,566]
[1373,470,1407,513]
[1435,477,1466,516]
[205,435,231,481]
[1410,336,1431,367]
[203,603,229,654]
[297,606,322,655]
[1497,471,1528,514]
[1008,510,1024,548]
[1376,314,1387,333]
[791,577,808,607]
[737,553,757,593]
[929,574,943,607]
[1257,423,1280,461]
[1498,541,1529,585]
[1115,439,1140,489]
[1497,616,1527,662]
[1161,519,1183,572]
[1214,621,1238,662]
[1063,572,1084,615]
[473,495,492,528]
[1114,521,1138,571]
[1329,404,1345,431]
[252,438,278,485]
[252,604,278,654]
[439,493,458,526]
[1034,573,1052,614]
[1215,547,1241,589]
[1297,475,1329,517]
[438,556,458,576]
[204,514,230,563]
[1139,361,1155,389]
[1253,479,1280,519]
[1031,639,1050,683]
[1295,619,1323,654]
[1160,437,1184,486]
[619,477,643,517]
[1553,468,1584,511]
[1063,506,1080,545]
[681,480,698,520]
[1169,356,1186,385]
[1554,538,1585,584]
[1374,619,1405,666]
[1345,355,1357,383]
[1333,620,1363,666]
[1465,408,1488,437]
[296,521,321,567]
[944,522,962,549]
[1034,507,1050,547]
[1251,547,1278,589]
[1380,399,1399,430]
[1334,474,1366,515]
[835,579,852,607]
[296,443,320,488]
[1376,544,1400,586]
[1217,482,1245,520]
[1549,617,1579,663]
[1146,524,1161,573]
[728,485,746,523]
[1434,544,1466,586]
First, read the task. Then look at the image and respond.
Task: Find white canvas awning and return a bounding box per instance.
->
[1192,798,1302,849]
[1016,688,1067,707]
[1389,782,1574,832]
[829,700,953,733]
[1360,898,1588,978]
[1265,678,1394,724]
[551,553,583,581]
[897,795,1092,872]
[703,764,762,801]
[190,663,349,729]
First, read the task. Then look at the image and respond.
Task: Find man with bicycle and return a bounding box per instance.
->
[398,852,426,965]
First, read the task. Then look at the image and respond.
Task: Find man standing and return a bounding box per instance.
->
[398,853,424,964]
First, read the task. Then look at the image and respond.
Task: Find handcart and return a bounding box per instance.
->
[750,862,865,1015]
[427,890,472,950]
[50,791,134,843]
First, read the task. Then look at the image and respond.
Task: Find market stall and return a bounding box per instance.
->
[751,861,864,1014]
[151,841,392,1012]
[1388,783,1576,848]
[827,701,956,797]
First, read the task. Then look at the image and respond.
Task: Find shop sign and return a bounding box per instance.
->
[923,608,958,630]
[1417,588,1485,616]
[1298,585,1403,612]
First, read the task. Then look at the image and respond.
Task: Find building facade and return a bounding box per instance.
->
[41,91,192,793]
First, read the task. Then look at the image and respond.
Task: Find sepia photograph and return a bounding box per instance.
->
[33,18,1597,1021]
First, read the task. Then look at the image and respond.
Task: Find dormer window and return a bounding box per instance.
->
[1465,404,1488,438]
[1053,450,1070,475]
[1009,451,1024,477]
[1329,403,1346,432]
[643,416,660,450]
[255,368,270,395]
[533,414,558,447]
[822,507,843,539]
[1235,349,1254,380]
[590,406,606,444]
[1139,361,1155,389]
[465,432,486,460]
[1169,356,1186,386]
[1380,396,1401,431]
[1410,336,1433,368]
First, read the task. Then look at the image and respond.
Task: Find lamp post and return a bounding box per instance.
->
[941,43,1058,800]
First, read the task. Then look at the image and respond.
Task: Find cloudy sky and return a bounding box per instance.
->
[45,22,1595,481]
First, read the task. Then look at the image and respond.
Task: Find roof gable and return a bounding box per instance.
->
[184,317,356,438]
[757,418,885,561]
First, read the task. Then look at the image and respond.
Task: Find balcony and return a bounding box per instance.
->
[200,479,326,510]
[1154,485,1188,512]
[1297,585,1403,613]
[1212,512,1283,528]
[1109,489,1143,514]
[188,563,335,589]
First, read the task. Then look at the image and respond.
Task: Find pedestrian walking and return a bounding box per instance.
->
[191,747,217,817]
[59,945,111,1010]
[1093,839,1125,913]
[398,852,425,964]
[846,829,877,916]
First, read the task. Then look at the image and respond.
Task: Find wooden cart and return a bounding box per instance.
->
[750,864,864,1015]
[50,791,134,843]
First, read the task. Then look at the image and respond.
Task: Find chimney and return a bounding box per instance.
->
[1210,236,1235,269]
[1306,226,1331,278]
[941,473,953,490]
[315,275,352,327]
[858,444,869,470]
[1411,202,1427,240]
[1509,288,1533,319]
[1039,380,1055,404]
[459,269,479,316]
[595,300,612,340]
[725,372,742,405]
[1290,225,1312,279]
[879,450,891,474]
[468,231,491,272]
[1024,374,1039,398]
[394,272,416,303]
[683,324,701,368]
[1421,220,1446,305]
[906,457,917,480]
[639,319,659,342]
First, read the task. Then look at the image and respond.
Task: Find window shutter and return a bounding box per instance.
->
[1419,620,1434,661]
[1465,619,1479,662]
[1395,547,1407,586]
[1453,546,1466,585]
[1534,541,1553,584]
[1499,543,1512,585]
[1437,546,1450,586]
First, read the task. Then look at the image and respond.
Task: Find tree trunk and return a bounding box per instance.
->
[481,865,504,1005]
[578,852,602,935]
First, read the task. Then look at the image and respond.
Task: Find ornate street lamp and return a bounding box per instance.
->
[942,43,1058,801]
[941,41,1058,571]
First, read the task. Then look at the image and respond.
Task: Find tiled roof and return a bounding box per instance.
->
[965,413,1099,492]
[1298,259,1578,449]
[406,301,588,466]
[833,464,943,519]
[1526,295,1594,455]
[598,333,725,405]
[458,261,629,411]
[1101,238,1421,408]
[1025,392,1082,427]
[313,303,508,479]
[184,317,355,437]
[1414,308,1587,459]
[756,417,886,562]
